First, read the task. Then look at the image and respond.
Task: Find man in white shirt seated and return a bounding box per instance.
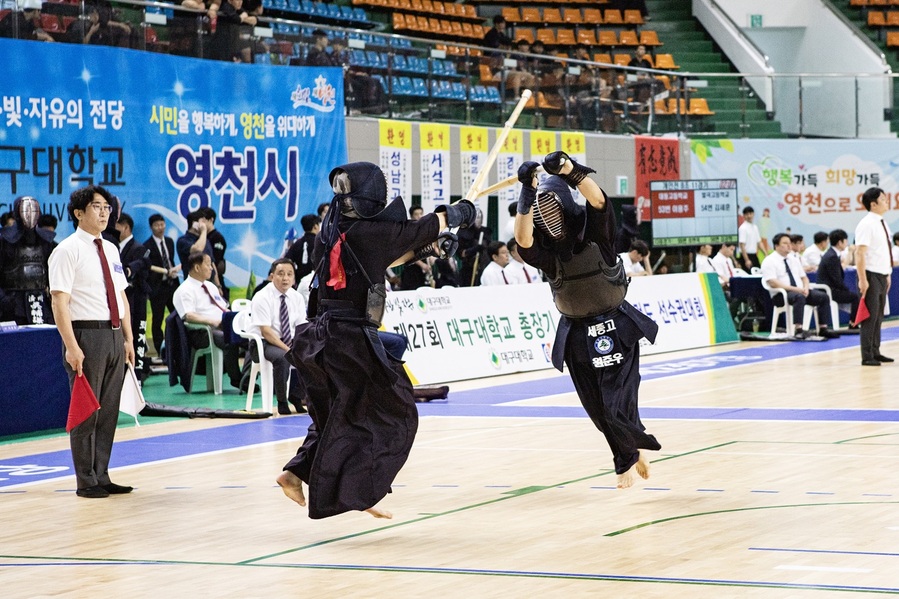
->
[694,243,714,274]
[479,240,511,285]
[619,239,651,277]
[801,231,828,272]
[173,251,243,388]
[504,239,541,284]
[761,233,832,337]
[710,242,739,293]
[249,258,307,415]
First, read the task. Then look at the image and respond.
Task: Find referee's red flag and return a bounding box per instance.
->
[856,296,871,325]
[66,374,100,433]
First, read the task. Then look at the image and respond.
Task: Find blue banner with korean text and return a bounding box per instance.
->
[0,38,346,287]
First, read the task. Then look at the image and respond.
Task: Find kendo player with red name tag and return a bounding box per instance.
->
[277,162,475,519]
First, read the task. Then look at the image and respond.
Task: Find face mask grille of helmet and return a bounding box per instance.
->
[534,191,566,240]
[331,171,351,194]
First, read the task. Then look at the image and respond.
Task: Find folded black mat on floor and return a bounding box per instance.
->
[140,403,271,419]
[412,386,450,402]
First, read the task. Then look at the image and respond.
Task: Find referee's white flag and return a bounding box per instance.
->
[120,364,146,426]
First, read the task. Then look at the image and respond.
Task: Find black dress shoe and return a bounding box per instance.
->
[876,355,895,363]
[102,482,133,494]
[862,359,882,366]
[277,402,292,415]
[76,485,110,498]
[289,400,307,414]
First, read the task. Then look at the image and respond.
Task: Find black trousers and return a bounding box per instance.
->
[149,283,176,355]
[860,271,888,361]
[773,288,832,329]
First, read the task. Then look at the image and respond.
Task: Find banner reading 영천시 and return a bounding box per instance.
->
[0,38,347,287]
[382,273,737,385]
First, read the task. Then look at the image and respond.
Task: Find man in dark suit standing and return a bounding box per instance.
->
[818,228,860,327]
[116,213,152,380]
[144,214,180,358]
[284,213,320,282]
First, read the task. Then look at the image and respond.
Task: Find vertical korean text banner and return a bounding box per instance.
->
[419,123,450,213]
[379,119,412,204]
[0,39,347,287]
[459,125,487,209]
[635,135,680,222]
[495,129,523,241]
[529,130,556,188]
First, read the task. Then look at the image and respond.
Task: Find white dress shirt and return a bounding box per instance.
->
[49,227,127,321]
[619,252,645,275]
[801,244,825,270]
[710,252,736,286]
[855,211,893,274]
[480,261,509,286]
[173,276,228,320]
[761,251,806,288]
[249,282,306,339]
[738,221,761,253]
[504,258,540,284]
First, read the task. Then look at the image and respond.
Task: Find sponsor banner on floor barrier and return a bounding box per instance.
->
[383,272,737,384]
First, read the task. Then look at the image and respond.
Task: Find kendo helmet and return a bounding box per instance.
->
[13,196,40,231]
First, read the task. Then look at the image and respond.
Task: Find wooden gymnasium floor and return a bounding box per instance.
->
[3,323,899,598]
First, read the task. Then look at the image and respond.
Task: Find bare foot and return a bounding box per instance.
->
[617,463,637,489]
[635,450,651,480]
[364,506,392,519]
[276,470,306,507]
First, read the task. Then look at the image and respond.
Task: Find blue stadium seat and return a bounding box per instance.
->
[411,78,428,97]
[326,3,341,19]
[340,5,355,21]
[350,49,367,67]
[392,54,408,72]
[438,79,453,99]
[406,56,426,74]
[485,86,501,104]
[352,7,368,22]
[451,81,467,100]
[366,50,384,69]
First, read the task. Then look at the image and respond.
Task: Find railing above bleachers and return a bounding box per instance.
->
[0,0,896,138]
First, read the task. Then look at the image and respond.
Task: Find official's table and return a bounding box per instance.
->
[0,326,69,437]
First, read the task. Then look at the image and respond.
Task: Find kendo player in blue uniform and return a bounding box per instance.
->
[277,162,475,518]
[514,152,661,489]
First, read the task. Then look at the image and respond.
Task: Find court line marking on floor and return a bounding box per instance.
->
[2,555,897,594]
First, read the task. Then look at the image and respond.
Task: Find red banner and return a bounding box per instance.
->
[635,136,680,221]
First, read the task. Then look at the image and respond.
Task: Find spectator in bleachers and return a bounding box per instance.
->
[571,44,611,131]
[82,1,133,47]
[612,0,649,20]
[495,38,537,99]
[483,15,511,51]
[208,0,256,62]
[301,28,337,67]
[0,0,54,41]
[817,229,860,328]
[631,45,653,70]
[620,239,651,277]
[801,231,829,272]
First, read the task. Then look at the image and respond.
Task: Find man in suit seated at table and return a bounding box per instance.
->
[249,258,306,415]
[172,251,242,389]
[817,228,860,328]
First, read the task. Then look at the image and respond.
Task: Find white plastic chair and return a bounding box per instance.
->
[231,298,251,311]
[231,309,274,413]
[809,282,840,330]
[761,278,819,334]
[183,322,223,394]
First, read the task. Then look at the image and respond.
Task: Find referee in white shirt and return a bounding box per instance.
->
[855,187,894,366]
[49,185,135,499]
[249,258,307,414]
